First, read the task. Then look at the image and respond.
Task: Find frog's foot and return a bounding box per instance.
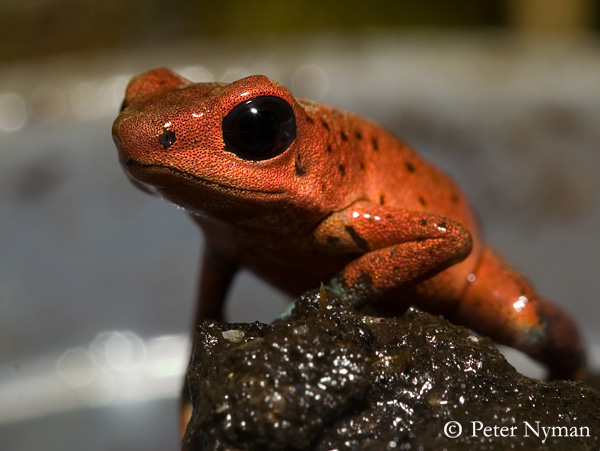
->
[319,201,472,306]
[454,247,587,380]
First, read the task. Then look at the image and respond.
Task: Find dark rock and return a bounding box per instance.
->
[182,290,600,450]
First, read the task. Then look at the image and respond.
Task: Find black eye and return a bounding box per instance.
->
[222,96,296,160]
[158,128,176,149]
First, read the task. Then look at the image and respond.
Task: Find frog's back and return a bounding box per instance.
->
[366,122,478,233]
[306,104,479,237]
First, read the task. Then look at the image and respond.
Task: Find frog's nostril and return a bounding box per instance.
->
[158,128,177,149]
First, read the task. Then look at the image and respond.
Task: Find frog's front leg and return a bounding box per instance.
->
[453,247,587,380]
[194,243,239,322]
[316,200,473,305]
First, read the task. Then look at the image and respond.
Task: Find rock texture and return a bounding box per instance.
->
[182,290,599,450]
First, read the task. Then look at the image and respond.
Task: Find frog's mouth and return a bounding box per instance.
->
[123,160,286,197]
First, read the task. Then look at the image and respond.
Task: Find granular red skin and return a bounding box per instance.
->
[112,68,586,381]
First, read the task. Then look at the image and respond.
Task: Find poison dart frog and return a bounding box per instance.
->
[112,68,586,382]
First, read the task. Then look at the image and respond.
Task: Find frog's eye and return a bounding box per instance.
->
[222,96,296,161]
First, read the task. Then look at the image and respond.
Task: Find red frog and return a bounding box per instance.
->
[112,68,586,381]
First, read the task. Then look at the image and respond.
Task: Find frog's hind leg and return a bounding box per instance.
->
[453,246,587,380]
[319,201,473,308]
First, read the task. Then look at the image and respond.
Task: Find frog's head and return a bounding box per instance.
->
[113,68,327,225]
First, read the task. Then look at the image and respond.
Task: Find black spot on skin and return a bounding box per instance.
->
[418,196,426,206]
[371,137,379,151]
[355,131,363,140]
[359,162,365,170]
[295,155,306,176]
[405,161,415,173]
[438,221,448,230]
[322,184,327,192]
[450,192,459,204]
[379,194,385,205]
[320,119,330,130]
[327,145,332,153]
[338,164,346,176]
[306,115,315,124]
[327,235,340,245]
[345,226,369,251]
[420,219,427,226]
[341,131,348,142]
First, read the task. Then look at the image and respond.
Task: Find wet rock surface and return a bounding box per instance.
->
[182,290,600,450]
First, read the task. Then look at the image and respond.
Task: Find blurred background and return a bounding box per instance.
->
[1,0,600,450]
